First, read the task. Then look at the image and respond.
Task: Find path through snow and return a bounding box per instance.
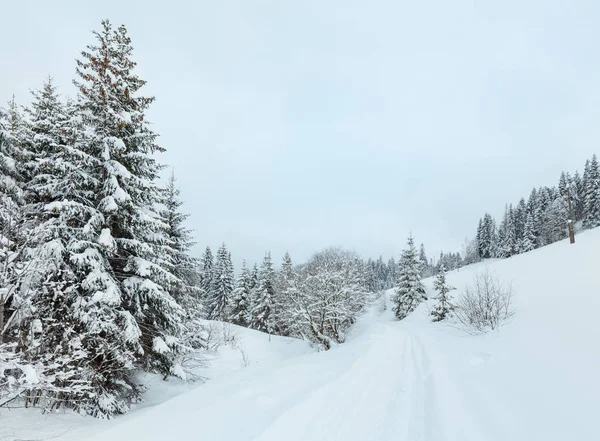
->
[81,303,495,441]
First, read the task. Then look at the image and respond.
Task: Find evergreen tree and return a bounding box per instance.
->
[272,252,295,334]
[18,77,142,416]
[228,260,251,327]
[521,211,537,252]
[478,214,496,258]
[583,155,600,228]
[21,78,65,190]
[537,187,554,246]
[250,263,259,289]
[476,218,484,257]
[5,95,28,146]
[392,235,427,320]
[431,265,455,322]
[514,198,527,251]
[386,257,396,288]
[497,205,517,257]
[208,243,234,320]
[160,170,199,303]
[251,252,275,333]
[572,170,584,221]
[199,246,214,306]
[245,262,259,325]
[418,243,430,277]
[0,105,27,344]
[548,189,568,243]
[74,19,184,378]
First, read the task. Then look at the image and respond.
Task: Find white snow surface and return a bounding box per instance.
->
[2,229,600,440]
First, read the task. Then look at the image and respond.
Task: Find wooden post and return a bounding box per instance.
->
[567,185,575,244]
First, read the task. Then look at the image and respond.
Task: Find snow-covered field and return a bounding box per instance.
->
[2,229,599,440]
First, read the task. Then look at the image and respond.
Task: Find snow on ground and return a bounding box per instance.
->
[0,322,312,441]
[3,229,600,440]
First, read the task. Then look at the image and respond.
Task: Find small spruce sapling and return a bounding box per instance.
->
[431,265,455,322]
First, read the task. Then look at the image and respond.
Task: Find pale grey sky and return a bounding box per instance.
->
[2,0,600,268]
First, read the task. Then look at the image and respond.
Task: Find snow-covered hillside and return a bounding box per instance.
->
[0,323,312,441]
[3,229,600,441]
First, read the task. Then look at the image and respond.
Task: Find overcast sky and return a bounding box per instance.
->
[2,0,600,268]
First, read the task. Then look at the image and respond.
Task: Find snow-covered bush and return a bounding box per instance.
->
[455,270,514,332]
[290,248,368,349]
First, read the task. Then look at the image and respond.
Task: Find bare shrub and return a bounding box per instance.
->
[239,348,250,368]
[455,270,514,333]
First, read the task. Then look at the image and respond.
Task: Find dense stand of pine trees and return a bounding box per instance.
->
[0,20,201,417]
[472,156,600,261]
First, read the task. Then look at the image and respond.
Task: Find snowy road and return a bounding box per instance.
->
[79,305,496,441]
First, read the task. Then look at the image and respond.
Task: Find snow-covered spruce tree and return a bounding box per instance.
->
[16,78,144,416]
[245,262,259,325]
[520,211,537,253]
[477,214,496,259]
[228,260,252,327]
[547,194,568,243]
[583,155,600,229]
[5,96,29,148]
[251,252,275,333]
[419,243,431,278]
[497,205,519,258]
[208,243,234,320]
[572,170,584,222]
[386,257,397,288]
[21,78,66,189]
[74,20,184,378]
[393,235,427,320]
[272,252,297,335]
[431,265,455,322]
[159,170,206,354]
[199,246,214,309]
[159,170,199,303]
[536,187,554,247]
[0,105,28,345]
[514,198,527,250]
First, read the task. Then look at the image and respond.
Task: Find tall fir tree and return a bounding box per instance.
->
[583,155,600,228]
[74,19,184,377]
[21,78,65,190]
[159,170,199,304]
[418,243,430,277]
[273,252,296,335]
[251,252,275,333]
[208,243,234,320]
[572,170,584,221]
[19,77,142,416]
[0,105,27,344]
[199,246,214,307]
[392,235,427,320]
[229,260,252,327]
[521,211,537,253]
[478,214,496,258]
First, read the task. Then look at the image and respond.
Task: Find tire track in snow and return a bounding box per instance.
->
[411,332,487,441]
[253,323,414,441]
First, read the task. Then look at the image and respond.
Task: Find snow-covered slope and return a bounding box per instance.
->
[4,229,600,440]
[0,323,312,441]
